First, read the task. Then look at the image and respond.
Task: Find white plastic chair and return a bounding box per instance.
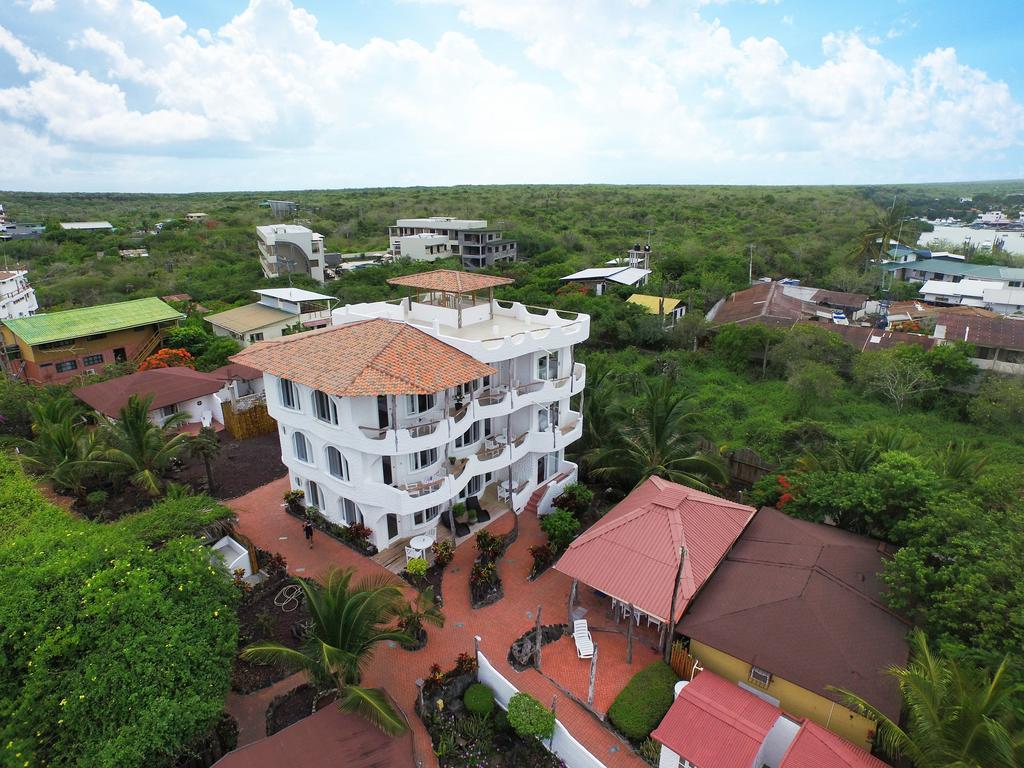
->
[405,546,423,564]
[201,410,213,428]
[573,619,590,637]
[574,632,594,659]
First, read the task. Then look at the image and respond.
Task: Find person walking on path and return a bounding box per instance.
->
[303,520,314,549]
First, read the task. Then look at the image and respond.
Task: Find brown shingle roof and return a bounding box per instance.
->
[387,269,514,293]
[678,507,909,720]
[707,283,814,328]
[231,318,495,396]
[806,323,935,352]
[810,289,868,310]
[936,313,1024,351]
[73,368,225,417]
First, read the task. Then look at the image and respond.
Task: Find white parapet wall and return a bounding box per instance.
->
[476,644,606,768]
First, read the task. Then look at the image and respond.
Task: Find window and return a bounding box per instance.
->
[55,360,78,373]
[160,404,178,418]
[410,448,438,470]
[537,351,559,380]
[293,432,311,463]
[406,393,435,414]
[459,475,483,500]
[414,505,440,525]
[327,446,349,480]
[313,390,339,424]
[454,421,481,448]
[279,378,298,409]
[340,497,360,525]
[749,666,772,688]
[307,480,323,509]
[249,332,264,342]
[83,353,104,366]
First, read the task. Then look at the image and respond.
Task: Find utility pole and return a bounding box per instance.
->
[748,244,755,284]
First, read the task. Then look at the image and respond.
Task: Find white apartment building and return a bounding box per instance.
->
[257,224,327,283]
[388,217,517,269]
[0,270,38,320]
[233,270,588,552]
[394,233,451,262]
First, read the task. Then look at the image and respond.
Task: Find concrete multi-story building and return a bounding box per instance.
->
[257,224,327,283]
[392,233,451,262]
[233,269,588,552]
[388,217,517,269]
[0,270,38,320]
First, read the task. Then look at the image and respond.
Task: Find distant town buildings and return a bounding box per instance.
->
[256,224,327,283]
[392,232,451,262]
[387,217,516,269]
[0,270,38,320]
[261,199,299,218]
[59,221,114,232]
[205,288,334,347]
[185,212,208,223]
[118,248,149,260]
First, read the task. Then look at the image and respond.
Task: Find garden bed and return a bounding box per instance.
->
[266,684,337,736]
[175,431,286,500]
[400,560,445,605]
[284,501,378,557]
[470,530,509,609]
[232,570,312,693]
[507,624,568,671]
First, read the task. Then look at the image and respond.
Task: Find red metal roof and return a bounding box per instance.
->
[554,477,756,622]
[781,720,891,768]
[707,282,815,328]
[73,367,225,417]
[651,671,779,768]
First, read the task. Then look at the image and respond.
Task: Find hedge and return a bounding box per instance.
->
[507,692,555,739]
[463,683,495,717]
[607,661,679,741]
[0,453,239,768]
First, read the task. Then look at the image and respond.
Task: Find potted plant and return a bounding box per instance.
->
[448,455,457,466]
[467,507,478,525]
[283,489,305,515]
[452,502,467,521]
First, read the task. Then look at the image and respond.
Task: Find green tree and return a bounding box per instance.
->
[931,440,989,485]
[771,324,855,374]
[586,376,727,491]
[787,360,841,413]
[188,426,222,494]
[969,374,1024,428]
[92,394,192,496]
[395,586,445,644]
[853,201,910,269]
[832,630,1023,768]
[241,568,410,735]
[539,507,581,551]
[195,336,241,372]
[713,323,785,378]
[164,323,215,357]
[854,347,938,413]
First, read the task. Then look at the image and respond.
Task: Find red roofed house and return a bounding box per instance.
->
[555,476,757,648]
[652,670,890,768]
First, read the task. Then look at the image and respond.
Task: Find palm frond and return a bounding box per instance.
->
[337,685,408,735]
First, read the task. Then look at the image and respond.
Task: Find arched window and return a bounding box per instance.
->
[307,480,323,509]
[339,497,361,526]
[326,446,349,480]
[293,432,311,463]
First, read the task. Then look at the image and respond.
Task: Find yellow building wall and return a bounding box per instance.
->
[689,640,877,749]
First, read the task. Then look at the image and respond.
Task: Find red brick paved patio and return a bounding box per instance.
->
[225,475,650,768]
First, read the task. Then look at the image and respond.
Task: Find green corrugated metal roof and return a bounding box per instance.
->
[882,256,1024,281]
[3,297,183,346]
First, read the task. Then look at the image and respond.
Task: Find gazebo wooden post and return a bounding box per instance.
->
[626,606,634,664]
[664,545,687,664]
[549,696,558,750]
[534,604,543,672]
[567,578,578,626]
[587,644,598,708]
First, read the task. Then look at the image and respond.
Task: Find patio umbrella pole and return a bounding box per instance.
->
[664,545,686,663]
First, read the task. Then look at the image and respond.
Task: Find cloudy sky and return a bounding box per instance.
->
[1,0,1022,192]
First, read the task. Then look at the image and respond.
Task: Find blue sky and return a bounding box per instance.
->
[1,0,1022,192]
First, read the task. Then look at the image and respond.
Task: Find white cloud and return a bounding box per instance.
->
[0,0,1020,190]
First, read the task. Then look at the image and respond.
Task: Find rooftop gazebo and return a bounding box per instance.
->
[555,476,757,656]
[387,269,515,328]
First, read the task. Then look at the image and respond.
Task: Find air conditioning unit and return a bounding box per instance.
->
[749,666,772,688]
[84,369,96,375]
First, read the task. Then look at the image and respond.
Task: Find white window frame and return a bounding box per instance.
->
[410,447,438,471]
[406,393,435,415]
[160,404,178,418]
[326,446,349,480]
[454,420,481,448]
[414,505,440,525]
[340,497,360,526]
[293,432,311,463]
[313,389,338,425]
[749,666,772,688]
[307,480,323,509]
[279,378,298,410]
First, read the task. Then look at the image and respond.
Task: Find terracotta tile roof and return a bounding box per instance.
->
[936,312,1024,351]
[554,477,756,622]
[781,720,891,768]
[73,368,225,417]
[707,283,815,328]
[678,507,909,721]
[387,269,514,293]
[213,706,414,768]
[651,671,779,768]
[231,318,496,396]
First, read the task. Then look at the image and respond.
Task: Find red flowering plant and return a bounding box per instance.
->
[137,347,196,371]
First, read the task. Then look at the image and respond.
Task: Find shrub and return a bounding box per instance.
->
[406,556,428,581]
[137,347,196,371]
[553,483,594,518]
[432,539,455,568]
[608,661,679,741]
[454,651,478,676]
[507,692,555,739]
[463,683,495,717]
[452,502,467,520]
[475,529,503,562]
[539,507,580,552]
[529,544,555,577]
[85,489,108,509]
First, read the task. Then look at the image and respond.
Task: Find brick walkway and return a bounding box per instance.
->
[226,476,648,768]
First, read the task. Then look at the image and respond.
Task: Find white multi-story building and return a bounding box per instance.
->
[388,217,517,269]
[257,224,327,283]
[234,270,588,551]
[394,233,451,262]
[0,270,38,319]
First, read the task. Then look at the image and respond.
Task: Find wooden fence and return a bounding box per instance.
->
[669,641,701,681]
[222,395,277,440]
[698,439,776,487]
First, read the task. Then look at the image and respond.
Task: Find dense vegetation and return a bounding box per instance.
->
[0,455,238,768]
[607,661,679,742]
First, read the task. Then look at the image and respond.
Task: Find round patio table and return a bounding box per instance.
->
[409,534,435,552]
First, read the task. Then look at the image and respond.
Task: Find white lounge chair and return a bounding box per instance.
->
[573,619,590,637]
[574,632,594,659]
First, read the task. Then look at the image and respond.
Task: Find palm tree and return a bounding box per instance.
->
[396,586,445,648]
[241,568,411,735]
[188,426,221,494]
[854,201,910,270]
[14,394,96,499]
[586,376,726,492]
[832,630,1023,768]
[932,440,989,485]
[92,394,191,497]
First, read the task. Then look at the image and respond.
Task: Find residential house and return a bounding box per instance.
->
[628,294,686,326]
[0,270,38,320]
[652,671,890,768]
[881,250,1024,287]
[392,232,451,262]
[677,507,910,749]
[706,283,867,329]
[822,323,936,353]
[934,313,1024,374]
[205,288,334,347]
[73,367,232,430]
[387,217,517,269]
[233,269,588,551]
[256,224,327,283]
[0,297,183,384]
[560,266,651,295]
[59,221,114,232]
[185,213,208,223]
[0,222,45,240]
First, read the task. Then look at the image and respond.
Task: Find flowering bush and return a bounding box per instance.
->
[454,651,478,676]
[137,347,196,371]
[432,539,455,568]
[475,530,504,562]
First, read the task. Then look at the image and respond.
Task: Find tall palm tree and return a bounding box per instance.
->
[13,394,95,498]
[92,394,191,497]
[396,586,445,647]
[188,426,221,494]
[854,201,910,270]
[586,376,726,492]
[832,630,1023,768]
[241,568,411,735]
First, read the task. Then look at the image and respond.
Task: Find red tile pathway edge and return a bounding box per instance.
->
[225,475,648,768]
